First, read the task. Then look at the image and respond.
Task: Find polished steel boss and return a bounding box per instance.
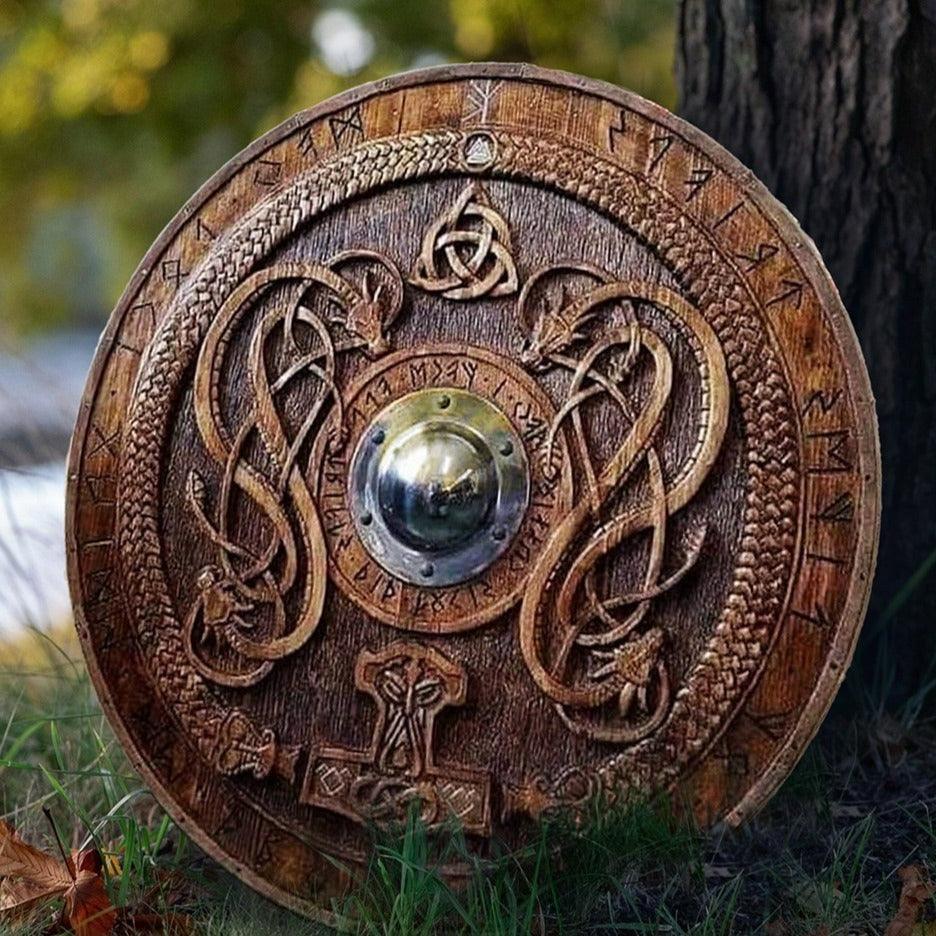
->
[67,64,879,922]
[350,388,528,585]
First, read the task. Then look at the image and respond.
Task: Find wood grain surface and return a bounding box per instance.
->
[66,64,880,921]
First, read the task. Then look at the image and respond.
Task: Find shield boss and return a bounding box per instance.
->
[67,64,879,920]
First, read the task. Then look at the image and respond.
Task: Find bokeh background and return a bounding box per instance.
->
[0,0,676,336]
[0,0,676,634]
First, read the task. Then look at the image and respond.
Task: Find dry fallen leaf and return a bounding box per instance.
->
[1,875,64,922]
[0,819,74,920]
[65,850,117,936]
[135,867,195,910]
[886,865,936,936]
[0,819,117,935]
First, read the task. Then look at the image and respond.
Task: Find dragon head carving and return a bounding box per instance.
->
[328,252,404,358]
[521,286,598,369]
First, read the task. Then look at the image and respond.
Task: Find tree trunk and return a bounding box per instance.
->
[677,0,936,692]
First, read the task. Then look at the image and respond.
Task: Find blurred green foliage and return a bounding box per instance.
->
[0,0,676,337]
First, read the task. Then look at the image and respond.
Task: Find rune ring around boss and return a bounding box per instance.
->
[67,64,879,921]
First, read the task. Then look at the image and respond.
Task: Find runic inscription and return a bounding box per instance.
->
[67,64,878,917]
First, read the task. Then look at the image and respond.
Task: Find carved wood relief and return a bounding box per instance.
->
[67,65,879,922]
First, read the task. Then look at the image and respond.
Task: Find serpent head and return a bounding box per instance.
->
[344,272,394,357]
[328,251,404,357]
[521,287,597,369]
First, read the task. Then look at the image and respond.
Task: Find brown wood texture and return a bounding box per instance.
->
[66,64,880,921]
[677,0,934,686]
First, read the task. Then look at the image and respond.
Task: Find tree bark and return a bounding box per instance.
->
[677,0,936,690]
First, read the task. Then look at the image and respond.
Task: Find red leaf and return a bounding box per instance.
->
[64,867,117,936]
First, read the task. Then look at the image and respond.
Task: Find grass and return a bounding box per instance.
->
[2,622,936,934]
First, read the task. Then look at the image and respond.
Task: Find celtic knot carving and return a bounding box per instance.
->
[502,766,603,823]
[517,264,730,745]
[184,252,403,688]
[409,182,518,300]
[117,124,798,798]
[213,710,300,781]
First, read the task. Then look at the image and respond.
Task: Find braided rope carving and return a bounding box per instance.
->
[118,128,798,794]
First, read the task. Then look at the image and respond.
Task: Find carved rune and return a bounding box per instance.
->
[301,643,491,835]
[410,182,519,301]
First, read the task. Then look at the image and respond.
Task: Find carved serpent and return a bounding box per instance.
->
[181,251,404,690]
[519,279,730,741]
[181,263,355,688]
[118,127,797,792]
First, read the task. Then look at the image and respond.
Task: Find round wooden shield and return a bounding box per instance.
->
[67,64,880,918]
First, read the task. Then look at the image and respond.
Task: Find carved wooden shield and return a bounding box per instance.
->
[67,64,880,918]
